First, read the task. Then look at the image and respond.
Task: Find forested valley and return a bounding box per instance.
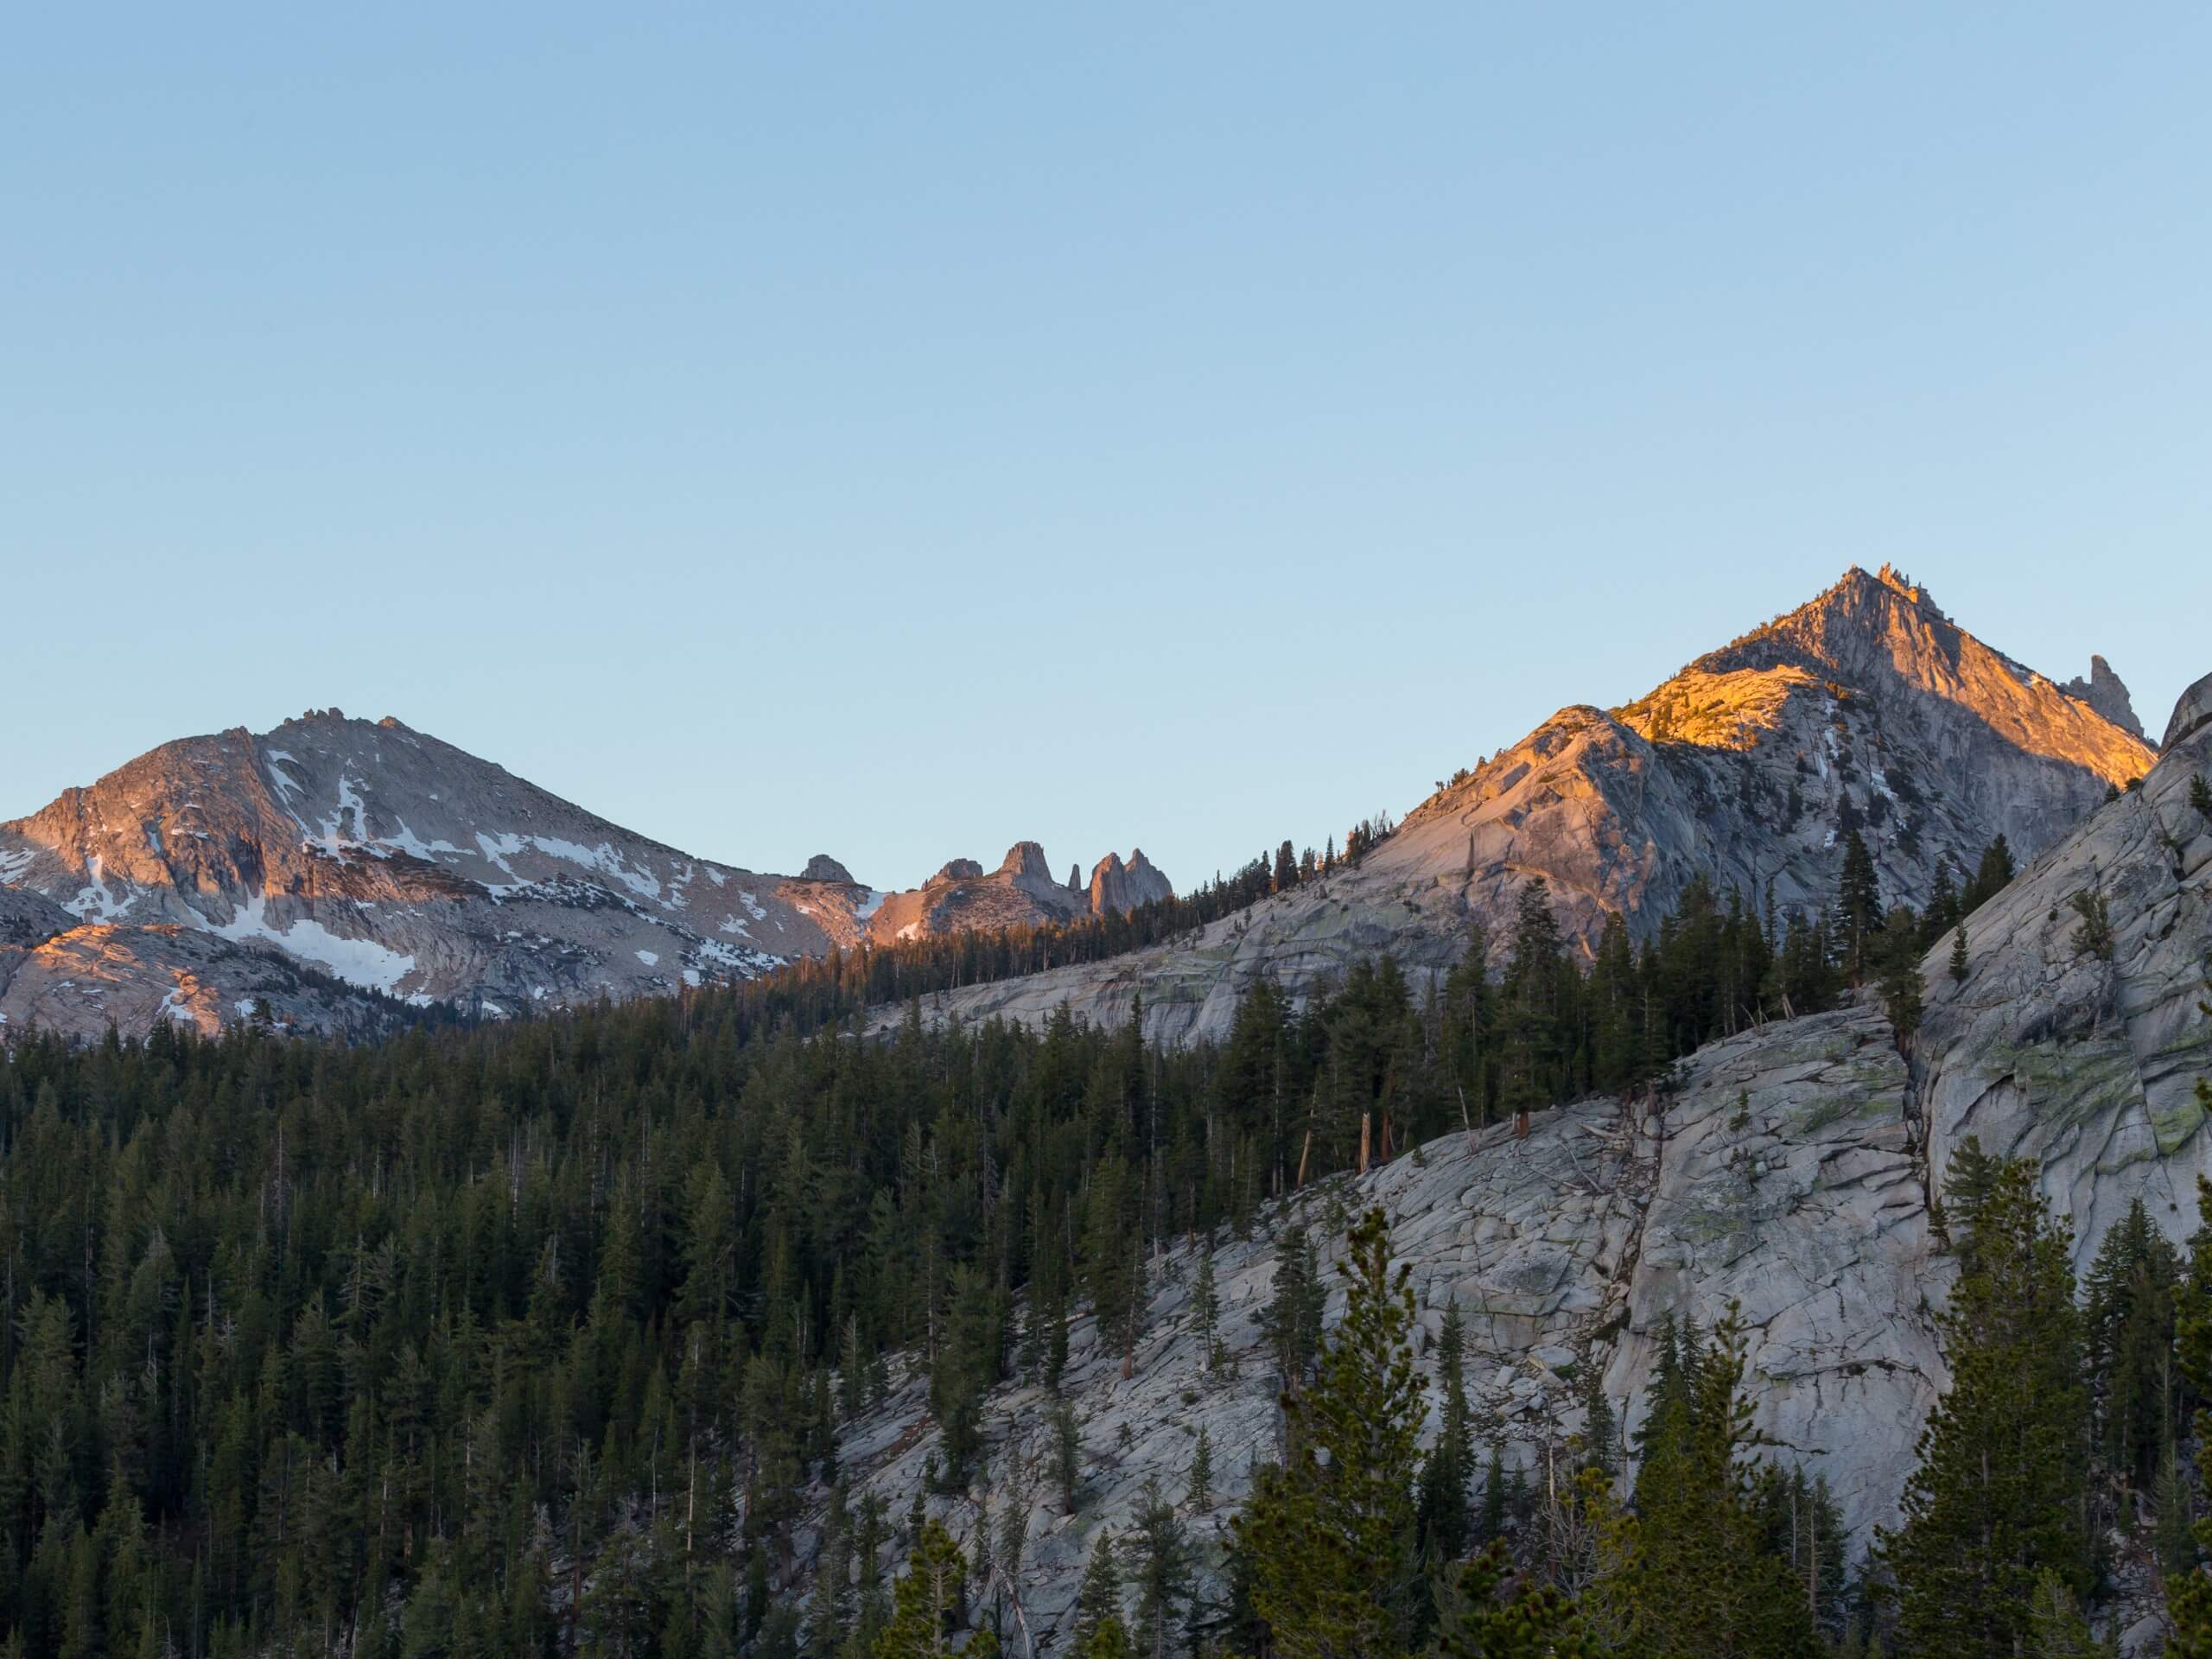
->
[0,826,2200,1657]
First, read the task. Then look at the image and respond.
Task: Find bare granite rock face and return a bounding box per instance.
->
[799,664,2209,1655]
[1089,849,1173,918]
[801,855,857,883]
[2168,670,2212,752]
[875,567,2157,1048]
[2064,654,2151,744]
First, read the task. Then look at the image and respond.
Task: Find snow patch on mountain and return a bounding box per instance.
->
[209,893,418,996]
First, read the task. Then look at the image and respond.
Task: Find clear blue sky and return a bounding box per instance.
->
[6,7,2208,891]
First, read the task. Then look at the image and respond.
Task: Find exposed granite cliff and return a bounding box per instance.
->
[801,667,2209,1655]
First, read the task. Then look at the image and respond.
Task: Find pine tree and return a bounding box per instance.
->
[873,1520,996,1659]
[1232,1207,1425,1659]
[2193,772,2212,823]
[1596,1304,1815,1657]
[1833,831,1882,986]
[1073,1531,1123,1649]
[1187,1425,1214,1514]
[1873,903,1925,1042]
[1192,1245,1224,1373]
[1580,1370,1618,1484]
[1128,1477,1194,1659]
[2164,1168,2212,1655]
[1051,1394,1084,1515]
[1415,1301,1475,1569]
[1261,1225,1325,1405]
[1882,1152,2089,1658]
[1964,834,2017,913]
[1949,921,1970,984]
[2082,1196,2180,1487]
[1478,1443,1507,1547]
[1439,1534,1606,1657]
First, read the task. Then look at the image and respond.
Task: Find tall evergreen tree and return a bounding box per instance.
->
[873,1520,996,1659]
[1232,1208,1425,1659]
[1415,1302,1475,1571]
[1595,1305,1816,1658]
[1883,1147,2090,1657]
[1833,830,1882,987]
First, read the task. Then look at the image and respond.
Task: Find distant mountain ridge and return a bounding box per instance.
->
[0,710,1168,1041]
[881,565,2159,1044]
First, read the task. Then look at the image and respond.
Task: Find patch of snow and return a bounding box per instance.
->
[707,868,727,887]
[529,836,662,903]
[158,987,195,1026]
[738,889,768,921]
[720,914,753,938]
[265,756,304,798]
[897,922,922,942]
[635,950,660,967]
[0,848,36,885]
[693,937,783,975]
[235,998,259,1020]
[854,888,887,925]
[65,857,133,922]
[476,831,524,876]
[681,968,702,988]
[209,893,418,995]
[378,817,461,861]
[480,999,507,1018]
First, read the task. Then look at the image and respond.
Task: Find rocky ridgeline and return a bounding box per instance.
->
[861,843,1172,946]
[877,567,2158,1047]
[0,713,1172,1042]
[805,667,2211,1655]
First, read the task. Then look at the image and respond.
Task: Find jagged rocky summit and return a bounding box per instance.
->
[2066,652,2151,742]
[884,565,2158,1046]
[803,665,2212,1656]
[861,842,1172,945]
[0,711,1169,1042]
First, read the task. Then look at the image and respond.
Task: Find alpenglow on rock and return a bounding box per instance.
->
[878,565,2158,1047]
[0,712,1167,1042]
[859,841,1179,945]
[798,664,2212,1654]
[0,710,888,1040]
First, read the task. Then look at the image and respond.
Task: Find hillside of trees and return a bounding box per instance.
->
[0,826,2152,1656]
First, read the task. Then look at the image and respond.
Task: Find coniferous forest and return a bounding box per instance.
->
[0,832,2202,1657]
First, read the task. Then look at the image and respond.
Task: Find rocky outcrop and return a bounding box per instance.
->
[2168,670,2212,752]
[861,843,1179,946]
[0,924,416,1042]
[1089,849,1173,918]
[801,854,856,884]
[874,568,2157,1047]
[801,665,2209,1653]
[2065,654,2151,744]
[0,888,73,948]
